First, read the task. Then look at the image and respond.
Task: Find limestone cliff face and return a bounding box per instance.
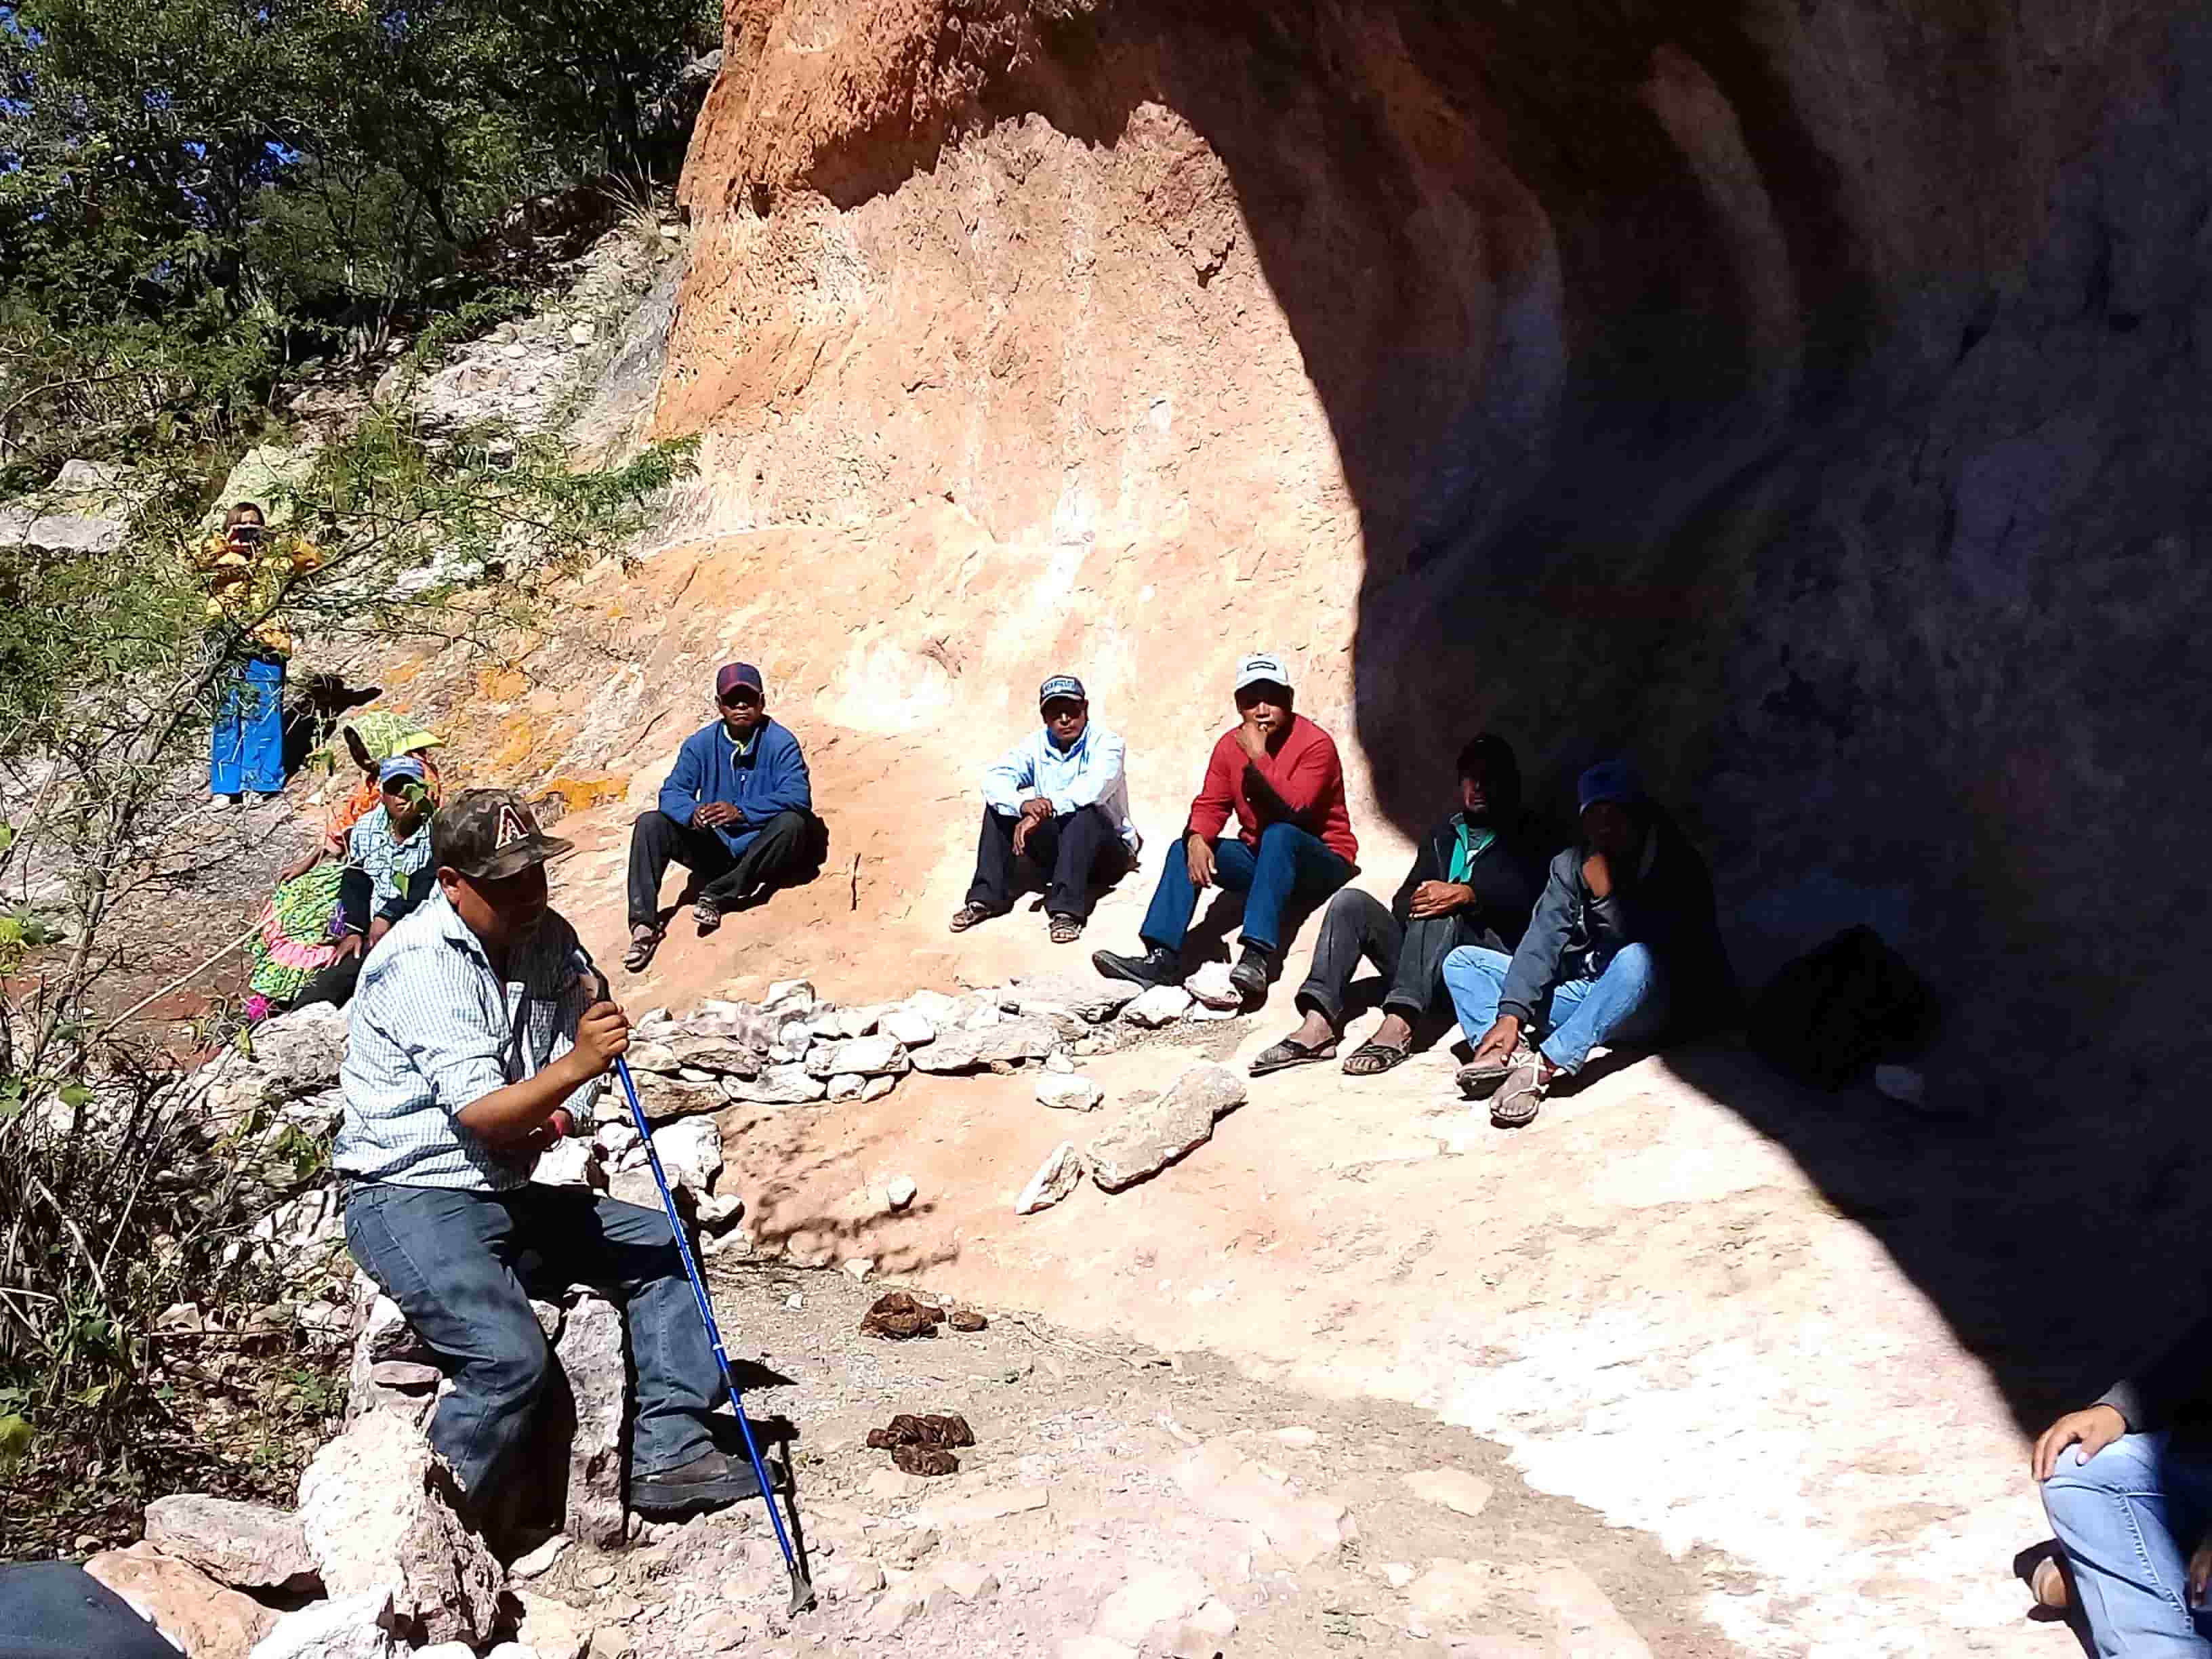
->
[665,1,2212,1099]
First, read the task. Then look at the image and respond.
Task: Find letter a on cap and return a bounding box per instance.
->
[495,803,530,849]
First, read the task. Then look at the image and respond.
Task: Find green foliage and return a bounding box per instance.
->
[0,0,716,332]
[0,1408,31,1471]
[0,0,709,1552]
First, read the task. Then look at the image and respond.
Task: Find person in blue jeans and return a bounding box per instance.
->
[1094,652,1359,1007]
[1443,759,1734,1128]
[2034,1321,2212,1657]
[337,790,768,1523]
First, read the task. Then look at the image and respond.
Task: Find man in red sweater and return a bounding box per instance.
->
[1094,653,1358,1006]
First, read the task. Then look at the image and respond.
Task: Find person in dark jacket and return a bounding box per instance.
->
[625,662,817,971]
[1250,733,1547,1077]
[2033,1325,2212,1654]
[1442,759,1735,1127]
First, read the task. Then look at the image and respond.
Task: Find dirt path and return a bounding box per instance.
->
[672,1024,2070,1659]
[534,1259,1738,1658]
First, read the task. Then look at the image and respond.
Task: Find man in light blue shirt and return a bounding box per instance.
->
[950,674,1139,945]
[339,789,771,1523]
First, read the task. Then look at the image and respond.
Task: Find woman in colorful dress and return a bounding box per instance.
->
[241,713,441,1020]
[197,501,325,802]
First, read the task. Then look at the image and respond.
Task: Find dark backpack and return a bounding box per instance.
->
[1748,925,1940,1090]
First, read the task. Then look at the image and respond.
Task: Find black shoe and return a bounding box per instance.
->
[630,1448,781,1517]
[1228,943,1274,1005]
[1092,944,1184,989]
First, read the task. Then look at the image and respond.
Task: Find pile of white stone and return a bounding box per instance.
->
[587,970,1256,1224]
[87,1408,603,1659]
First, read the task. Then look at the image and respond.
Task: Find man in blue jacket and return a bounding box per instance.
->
[625,662,815,971]
[1441,759,1736,1128]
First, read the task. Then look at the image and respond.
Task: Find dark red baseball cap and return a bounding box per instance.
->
[714,662,764,701]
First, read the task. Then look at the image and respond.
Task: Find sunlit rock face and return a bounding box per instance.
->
[667,0,2212,1102]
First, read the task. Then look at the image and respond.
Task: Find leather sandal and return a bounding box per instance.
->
[1048,912,1084,944]
[1249,1034,1338,1076]
[948,902,998,934]
[623,928,661,972]
[1341,1040,1411,1077]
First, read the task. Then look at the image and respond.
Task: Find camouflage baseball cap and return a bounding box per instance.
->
[432,788,574,880]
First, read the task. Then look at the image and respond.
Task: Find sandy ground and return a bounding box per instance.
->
[550,1261,1739,1659]
[487,801,2083,1659]
[677,1023,2086,1659]
[42,548,2085,1658]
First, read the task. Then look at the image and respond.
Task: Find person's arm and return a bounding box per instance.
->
[2028,1318,2212,1482]
[277,842,326,884]
[451,1000,628,1149]
[2094,1316,2212,1437]
[749,726,813,819]
[655,733,708,823]
[1244,726,1340,828]
[401,950,624,1151]
[1390,827,1445,924]
[1183,735,1236,845]
[1050,727,1124,816]
[981,735,1036,817]
[1496,855,1578,1024]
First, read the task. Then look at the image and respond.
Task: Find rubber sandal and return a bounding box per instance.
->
[1341,1040,1411,1077]
[1455,1042,1532,1099]
[1490,1055,1551,1128]
[623,930,661,972]
[1249,1035,1338,1076]
[948,902,997,934]
[1048,912,1084,944]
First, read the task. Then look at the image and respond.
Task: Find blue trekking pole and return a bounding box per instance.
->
[575,949,815,1614]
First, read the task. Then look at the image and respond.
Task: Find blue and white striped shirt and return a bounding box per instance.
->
[334,891,602,1191]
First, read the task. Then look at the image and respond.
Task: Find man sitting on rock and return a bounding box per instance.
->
[1094,652,1357,1006]
[2033,1322,2212,1650]
[1442,760,1735,1128]
[337,789,763,1519]
[949,673,1139,945]
[1252,733,1547,1077]
[626,661,817,972]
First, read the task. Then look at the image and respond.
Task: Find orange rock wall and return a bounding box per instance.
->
[662,1,2212,1101]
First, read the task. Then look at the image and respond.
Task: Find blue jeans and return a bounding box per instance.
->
[2043,1433,2212,1659]
[211,655,285,795]
[1441,943,1671,1073]
[344,1181,724,1498]
[1140,822,1355,955]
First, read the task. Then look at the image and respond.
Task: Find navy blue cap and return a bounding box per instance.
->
[1577,759,1645,813]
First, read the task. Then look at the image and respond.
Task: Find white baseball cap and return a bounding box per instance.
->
[1233,651,1292,693]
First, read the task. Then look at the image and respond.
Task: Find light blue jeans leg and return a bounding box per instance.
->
[1441,946,1515,1045]
[1538,943,1671,1073]
[2042,1431,2212,1659]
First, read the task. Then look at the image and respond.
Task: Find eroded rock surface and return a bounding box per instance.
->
[295,1410,502,1646]
[143,1494,319,1593]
